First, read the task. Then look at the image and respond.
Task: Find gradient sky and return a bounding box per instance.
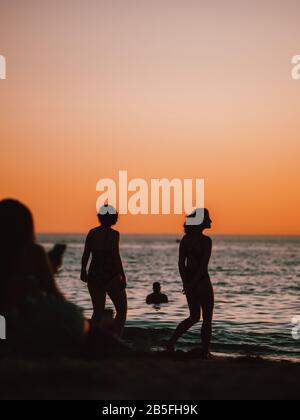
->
[1,0,300,234]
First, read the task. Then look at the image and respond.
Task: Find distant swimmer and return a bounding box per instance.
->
[146,282,169,305]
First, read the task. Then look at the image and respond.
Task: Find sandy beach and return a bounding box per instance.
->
[0,354,299,400]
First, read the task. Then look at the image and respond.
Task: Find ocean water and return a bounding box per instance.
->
[38,234,300,362]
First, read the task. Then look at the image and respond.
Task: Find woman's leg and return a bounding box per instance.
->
[107,282,128,337]
[167,291,201,350]
[88,282,106,328]
[200,286,214,355]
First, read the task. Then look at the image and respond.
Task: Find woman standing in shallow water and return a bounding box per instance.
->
[167,209,214,358]
[81,205,127,337]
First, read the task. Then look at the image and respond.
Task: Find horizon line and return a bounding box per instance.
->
[36,232,300,237]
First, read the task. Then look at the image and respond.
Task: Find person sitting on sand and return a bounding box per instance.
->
[0,199,87,357]
[81,204,127,337]
[167,209,214,359]
[146,282,169,305]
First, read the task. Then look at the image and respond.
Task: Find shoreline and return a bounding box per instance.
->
[0,353,299,400]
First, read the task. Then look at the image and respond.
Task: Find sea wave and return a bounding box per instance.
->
[123,326,300,362]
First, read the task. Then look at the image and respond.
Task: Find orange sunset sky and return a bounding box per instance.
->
[1,0,300,234]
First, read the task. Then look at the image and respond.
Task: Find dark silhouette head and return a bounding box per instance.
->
[97,204,119,228]
[153,282,161,293]
[0,199,35,299]
[184,208,212,235]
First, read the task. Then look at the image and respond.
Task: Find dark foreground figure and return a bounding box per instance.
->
[81,205,127,337]
[0,199,129,360]
[167,209,214,358]
[0,199,87,357]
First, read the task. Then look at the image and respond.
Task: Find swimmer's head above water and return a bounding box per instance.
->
[153,282,161,294]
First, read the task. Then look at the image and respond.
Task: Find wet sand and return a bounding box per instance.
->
[0,354,299,400]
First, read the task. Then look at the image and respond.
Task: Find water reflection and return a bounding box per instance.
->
[39,234,300,360]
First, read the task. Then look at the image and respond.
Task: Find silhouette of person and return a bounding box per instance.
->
[0,199,86,356]
[0,199,62,315]
[81,205,127,337]
[146,282,169,305]
[167,209,214,358]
